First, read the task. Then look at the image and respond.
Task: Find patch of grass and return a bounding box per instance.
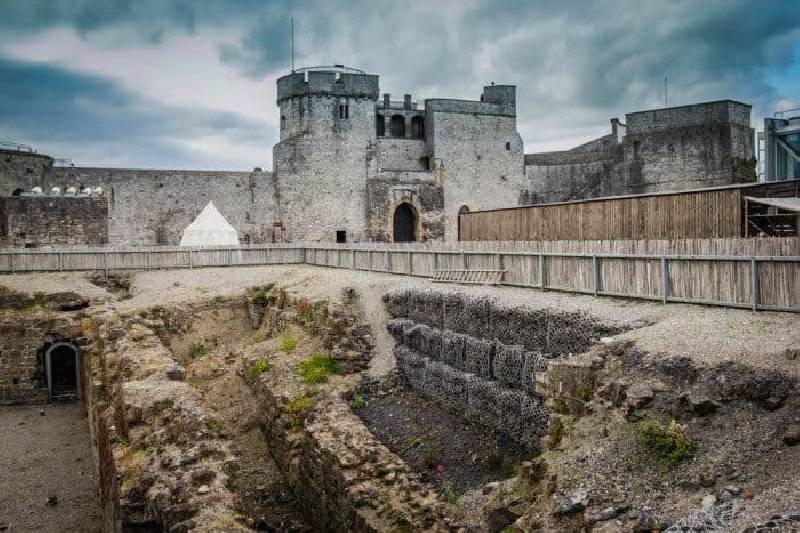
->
[501,526,522,533]
[249,359,271,376]
[204,419,220,433]
[635,418,693,464]
[575,382,595,402]
[187,342,206,358]
[552,398,570,415]
[422,443,439,468]
[500,455,517,478]
[441,481,458,504]
[280,330,298,353]
[32,291,46,306]
[283,394,317,429]
[352,393,366,409]
[195,286,209,294]
[402,435,422,452]
[245,332,269,345]
[137,310,148,319]
[298,354,339,384]
[249,282,275,306]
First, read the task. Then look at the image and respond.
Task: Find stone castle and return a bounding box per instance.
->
[0,65,756,246]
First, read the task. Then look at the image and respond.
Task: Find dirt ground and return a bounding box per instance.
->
[358,388,529,495]
[3,265,797,377]
[0,403,100,533]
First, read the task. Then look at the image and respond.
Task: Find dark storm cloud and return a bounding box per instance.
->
[0,0,798,165]
[0,57,270,168]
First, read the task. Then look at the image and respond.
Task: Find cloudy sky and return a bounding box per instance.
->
[1,0,799,170]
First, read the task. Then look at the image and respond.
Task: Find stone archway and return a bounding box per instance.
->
[457,205,470,241]
[393,203,417,242]
[45,342,81,400]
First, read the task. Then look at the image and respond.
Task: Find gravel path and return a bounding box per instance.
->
[3,265,798,376]
[0,403,100,533]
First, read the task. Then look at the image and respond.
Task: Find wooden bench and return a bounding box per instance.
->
[431,269,506,285]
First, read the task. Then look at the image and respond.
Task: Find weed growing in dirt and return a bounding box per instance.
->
[440,481,459,504]
[552,398,570,415]
[249,359,271,376]
[280,330,298,353]
[32,291,46,306]
[547,417,565,449]
[188,342,206,358]
[249,283,275,306]
[575,379,596,402]
[137,310,148,319]
[204,419,220,433]
[501,526,522,533]
[402,435,422,451]
[298,355,339,384]
[283,394,317,429]
[352,393,366,408]
[636,418,693,464]
[246,332,269,345]
[195,287,209,294]
[499,455,518,478]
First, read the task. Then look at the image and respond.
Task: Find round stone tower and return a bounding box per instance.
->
[273,66,379,242]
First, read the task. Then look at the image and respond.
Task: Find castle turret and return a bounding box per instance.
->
[273,66,379,241]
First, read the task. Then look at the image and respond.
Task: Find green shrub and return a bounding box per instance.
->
[636,418,693,464]
[137,310,149,319]
[280,330,298,353]
[352,393,366,408]
[187,342,205,358]
[298,355,339,384]
[249,359,271,376]
[249,282,275,306]
[283,394,316,429]
[547,417,565,449]
[441,481,458,504]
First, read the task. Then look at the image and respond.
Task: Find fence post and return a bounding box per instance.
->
[337,248,342,268]
[539,254,546,291]
[592,255,600,297]
[433,251,438,272]
[352,249,356,269]
[751,257,759,312]
[409,251,413,275]
[104,251,108,278]
[660,256,669,304]
[59,252,64,272]
[460,250,466,270]
[384,250,390,272]
[368,250,373,271]
[496,253,502,272]
[9,251,14,274]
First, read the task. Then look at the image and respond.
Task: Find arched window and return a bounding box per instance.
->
[390,115,405,138]
[411,116,425,139]
[393,203,417,242]
[376,114,385,137]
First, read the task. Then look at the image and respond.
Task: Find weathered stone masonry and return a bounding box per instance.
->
[383,289,625,449]
[0,196,108,247]
[522,100,756,204]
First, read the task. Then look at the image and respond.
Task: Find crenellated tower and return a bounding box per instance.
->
[273,66,379,242]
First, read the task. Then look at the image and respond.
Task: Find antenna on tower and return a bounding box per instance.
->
[664,76,668,108]
[291,18,295,72]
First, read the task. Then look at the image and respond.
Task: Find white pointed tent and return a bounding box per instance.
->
[179,201,239,246]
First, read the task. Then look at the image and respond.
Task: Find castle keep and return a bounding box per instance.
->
[0,67,756,246]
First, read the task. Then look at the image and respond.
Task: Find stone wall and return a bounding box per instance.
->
[366,174,444,242]
[377,139,429,171]
[0,313,77,405]
[49,167,277,245]
[429,89,526,241]
[522,100,756,205]
[0,196,108,247]
[0,149,53,195]
[383,289,622,448]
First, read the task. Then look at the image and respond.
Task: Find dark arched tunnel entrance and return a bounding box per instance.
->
[46,342,81,400]
[393,203,417,242]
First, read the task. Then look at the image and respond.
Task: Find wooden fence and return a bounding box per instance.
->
[0,239,797,312]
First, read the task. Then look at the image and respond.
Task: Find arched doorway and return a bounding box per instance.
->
[457,205,470,241]
[45,342,81,400]
[393,203,417,242]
